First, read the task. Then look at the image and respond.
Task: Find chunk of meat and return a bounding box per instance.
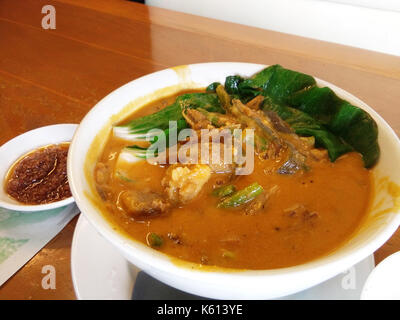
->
[95,162,110,185]
[284,203,309,216]
[283,203,319,229]
[167,232,183,245]
[95,162,112,200]
[119,190,171,217]
[177,139,236,175]
[231,99,312,174]
[162,164,211,204]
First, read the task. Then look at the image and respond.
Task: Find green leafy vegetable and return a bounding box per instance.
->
[262,97,353,162]
[225,75,245,95]
[288,86,379,167]
[225,64,379,167]
[115,64,379,168]
[114,93,225,144]
[176,93,225,113]
[236,65,315,103]
[206,82,221,93]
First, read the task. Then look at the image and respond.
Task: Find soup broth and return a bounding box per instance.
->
[94,90,373,270]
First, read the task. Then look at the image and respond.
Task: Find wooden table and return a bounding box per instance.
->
[0,0,399,300]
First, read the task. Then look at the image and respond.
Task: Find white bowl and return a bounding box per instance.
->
[67,63,400,299]
[0,124,77,212]
[361,251,400,299]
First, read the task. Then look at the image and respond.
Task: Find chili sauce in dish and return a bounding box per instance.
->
[5,143,71,205]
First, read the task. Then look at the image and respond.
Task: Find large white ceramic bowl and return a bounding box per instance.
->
[67,63,400,299]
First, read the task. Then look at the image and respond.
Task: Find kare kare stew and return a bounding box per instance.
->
[93,65,378,270]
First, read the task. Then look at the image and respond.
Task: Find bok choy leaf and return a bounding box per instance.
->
[113,92,225,143]
[220,64,379,167]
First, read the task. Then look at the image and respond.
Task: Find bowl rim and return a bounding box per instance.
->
[67,62,400,298]
[0,123,77,212]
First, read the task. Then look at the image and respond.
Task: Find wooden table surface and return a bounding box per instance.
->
[0,0,399,300]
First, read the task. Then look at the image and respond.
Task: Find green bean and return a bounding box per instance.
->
[146,232,163,248]
[217,182,264,208]
[216,85,233,111]
[212,185,236,198]
[197,108,225,127]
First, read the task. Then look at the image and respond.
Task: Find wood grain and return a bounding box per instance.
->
[0,0,399,299]
[0,72,87,144]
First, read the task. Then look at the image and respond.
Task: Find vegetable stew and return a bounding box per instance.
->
[93,65,376,269]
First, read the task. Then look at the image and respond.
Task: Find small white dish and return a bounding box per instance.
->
[0,124,78,212]
[361,251,400,300]
[71,214,375,300]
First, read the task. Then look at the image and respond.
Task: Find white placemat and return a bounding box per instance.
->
[0,203,79,286]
